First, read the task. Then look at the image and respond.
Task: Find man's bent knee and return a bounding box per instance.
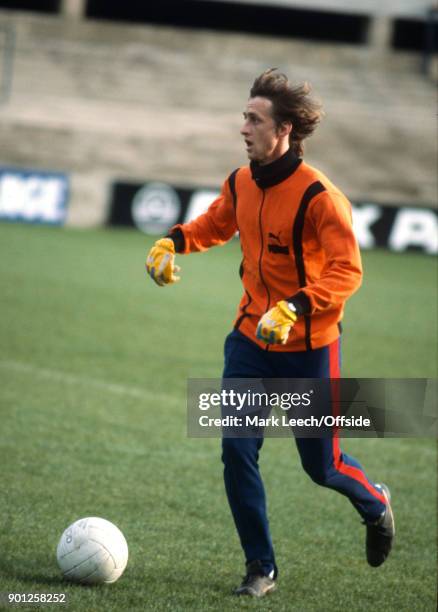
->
[301,460,332,487]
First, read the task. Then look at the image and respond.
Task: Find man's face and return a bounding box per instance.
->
[240,97,285,165]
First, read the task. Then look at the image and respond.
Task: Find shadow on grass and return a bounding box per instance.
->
[0,555,75,588]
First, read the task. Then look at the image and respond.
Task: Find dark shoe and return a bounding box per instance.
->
[234,560,276,597]
[365,483,395,567]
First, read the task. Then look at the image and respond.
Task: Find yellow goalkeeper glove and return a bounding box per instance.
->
[256,300,298,345]
[146,238,181,286]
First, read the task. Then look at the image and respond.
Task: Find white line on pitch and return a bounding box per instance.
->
[0,359,175,402]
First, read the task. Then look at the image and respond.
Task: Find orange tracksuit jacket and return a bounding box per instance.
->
[171,155,362,352]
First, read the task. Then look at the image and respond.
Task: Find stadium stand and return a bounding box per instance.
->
[0,6,436,225]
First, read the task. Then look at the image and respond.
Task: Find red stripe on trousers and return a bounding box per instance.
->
[329,338,387,507]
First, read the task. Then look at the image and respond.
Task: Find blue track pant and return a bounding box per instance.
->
[221,329,387,576]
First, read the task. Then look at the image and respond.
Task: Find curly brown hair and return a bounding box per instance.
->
[250,68,323,157]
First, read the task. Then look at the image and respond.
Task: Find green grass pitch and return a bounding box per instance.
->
[0,223,436,611]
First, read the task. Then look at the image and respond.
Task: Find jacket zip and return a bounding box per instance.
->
[258,189,271,350]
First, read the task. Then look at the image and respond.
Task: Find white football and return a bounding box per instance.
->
[56,517,128,584]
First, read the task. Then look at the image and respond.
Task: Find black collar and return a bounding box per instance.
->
[250,149,302,189]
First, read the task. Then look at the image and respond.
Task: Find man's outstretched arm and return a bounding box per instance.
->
[145,174,238,286]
